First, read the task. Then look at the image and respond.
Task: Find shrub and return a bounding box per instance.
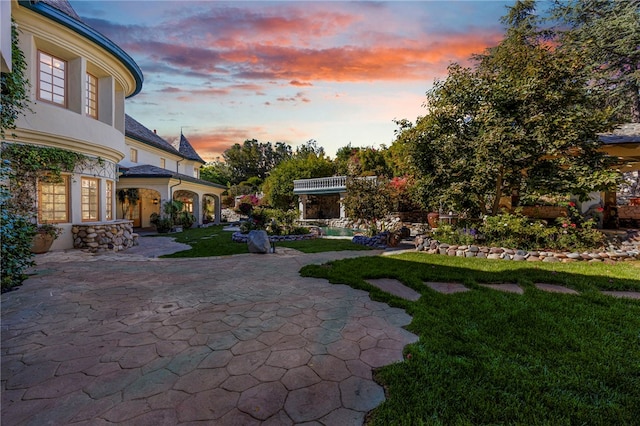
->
[547,202,606,250]
[1,160,36,292]
[149,213,173,233]
[177,211,197,229]
[150,200,192,232]
[236,194,260,216]
[481,211,553,249]
[431,223,476,245]
[477,208,605,251]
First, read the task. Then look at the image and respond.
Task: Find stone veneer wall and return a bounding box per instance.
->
[72,221,138,252]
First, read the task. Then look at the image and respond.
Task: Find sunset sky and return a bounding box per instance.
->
[70,1,513,162]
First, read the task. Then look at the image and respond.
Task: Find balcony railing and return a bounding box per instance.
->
[293,176,376,194]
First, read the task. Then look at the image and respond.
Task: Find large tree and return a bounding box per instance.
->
[342,177,393,230]
[262,149,335,210]
[222,139,292,184]
[551,0,640,122]
[397,0,620,216]
[200,160,232,186]
[333,145,393,177]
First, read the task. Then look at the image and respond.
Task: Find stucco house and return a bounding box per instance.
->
[3,0,225,251]
[119,115,226,229]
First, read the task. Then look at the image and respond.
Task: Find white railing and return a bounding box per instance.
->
[293,176,377,193]
[293,176,347,193]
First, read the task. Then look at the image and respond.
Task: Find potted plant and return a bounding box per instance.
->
[150,213,173,233]
[31,223,63,254]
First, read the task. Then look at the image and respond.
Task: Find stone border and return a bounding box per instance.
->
[412,236,640,263]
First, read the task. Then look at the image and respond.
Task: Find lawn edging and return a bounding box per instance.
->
[412,232,640,263]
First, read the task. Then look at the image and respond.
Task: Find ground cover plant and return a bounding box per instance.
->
[158,225,371,258]
[301,253,640,425]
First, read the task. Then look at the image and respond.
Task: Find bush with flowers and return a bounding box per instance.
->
[432,204,605,251]
[235,194,261,217]
[431,223,477,246]
[548,201,605,250]
[480,211,554,250]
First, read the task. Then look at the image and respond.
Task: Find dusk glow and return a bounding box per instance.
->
[70,1,511,161]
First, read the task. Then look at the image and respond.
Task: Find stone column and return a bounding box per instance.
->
[298,195,307,220]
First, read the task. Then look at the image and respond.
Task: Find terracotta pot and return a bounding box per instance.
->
[427,212,440,228]
[31,233,55,254]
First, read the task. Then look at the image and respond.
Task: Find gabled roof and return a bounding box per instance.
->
[125,115,181,157]
[119,164,226,190]
[178,134,205,164]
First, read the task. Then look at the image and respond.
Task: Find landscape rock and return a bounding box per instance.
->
[247,230,271,254]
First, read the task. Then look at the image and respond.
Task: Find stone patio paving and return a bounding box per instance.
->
[1,242,417,425]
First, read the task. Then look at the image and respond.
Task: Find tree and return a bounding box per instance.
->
[550,0,640,122]
[333,145,392,177]
[342,177,393,231]
[200,160,232,186]
[222,139,292,184]
[295,139,325,159]
[262,152,335,210]
[396,0,620,216]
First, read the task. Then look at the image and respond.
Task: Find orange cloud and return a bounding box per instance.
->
[180,127,268,162]
[290,80,313,87]
[95,5,502,85]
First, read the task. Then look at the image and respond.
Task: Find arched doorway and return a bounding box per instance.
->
[203,194,217,224]
[174,190,199,227]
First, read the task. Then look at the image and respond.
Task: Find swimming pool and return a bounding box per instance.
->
[319,226,359,237]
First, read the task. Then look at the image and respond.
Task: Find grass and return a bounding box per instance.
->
[300,253,640,425]
[156,225,371,257]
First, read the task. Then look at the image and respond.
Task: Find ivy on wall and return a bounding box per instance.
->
[1,143,89,219]
[1,20,32,139]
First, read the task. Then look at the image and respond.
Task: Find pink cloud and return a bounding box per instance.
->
[182,127,269,162]
[89,4,502,86]
[290,80,313,87]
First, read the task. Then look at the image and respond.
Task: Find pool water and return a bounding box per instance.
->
[319,227,357,237]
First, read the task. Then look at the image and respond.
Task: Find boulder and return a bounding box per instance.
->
[247,230,271,254]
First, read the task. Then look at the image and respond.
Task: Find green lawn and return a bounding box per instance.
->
[300,253,640,425]
[158,225,371,257]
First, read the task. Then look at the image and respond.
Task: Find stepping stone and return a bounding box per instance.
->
[601,291,640,300]
[366,279,421,301]
[534,283,579,295]
[479,283,523,294]
[425,282,469,294]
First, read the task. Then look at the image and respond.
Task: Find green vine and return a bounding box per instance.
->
[1,19,33,139]
[1,143,89,219]
[2,142,87,180]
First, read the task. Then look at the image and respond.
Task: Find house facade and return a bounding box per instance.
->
[4,0,225,251]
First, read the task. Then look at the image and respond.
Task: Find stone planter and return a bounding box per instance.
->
[31,233,55,254]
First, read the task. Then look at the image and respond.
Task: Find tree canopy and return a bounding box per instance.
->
[261,149,335,210]
[551,0,640,122]
[200,160,232,186]
[222,139,292,184]
[396,0,620,216]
